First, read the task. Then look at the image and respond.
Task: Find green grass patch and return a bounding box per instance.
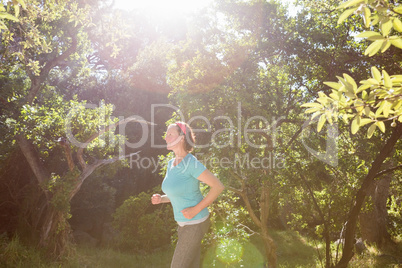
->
[2,230,401,267]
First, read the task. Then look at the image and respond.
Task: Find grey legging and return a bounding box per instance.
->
[171,218,210,268]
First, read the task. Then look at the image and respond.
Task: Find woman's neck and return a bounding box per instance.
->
[173,149,188,165]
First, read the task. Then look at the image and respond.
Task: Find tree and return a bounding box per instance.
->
[0,0,151,257]
[302,0,402,266]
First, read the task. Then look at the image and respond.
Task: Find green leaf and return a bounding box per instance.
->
[324,81,342,90]
[360,118,373,127]
[329,92,340,100]
[367,78,379,85]
[301,102,323,108]
[317,114,326,133]
[306,107,322,114]
[0,12,19,21]
[344,73,357,92]
[390,38,402,49]
[376,121,385,133]
[357,84,370,93]
[337,0,364,10]
[14,5,19,18]
[393,18,402,32]
[364,106,371,116]
[380,40,391,53]
[311,111,322,120]
[365,40,383,56]
[367,123,376,138]
[383,102,392,118]
[355,31,382,39]
[338,7,358,25]
[375,101,386,117]
[381,19,393,36]
[391,75,402,83]
[383,70,391,88]
[363,7,371,28]
[371,67,382,82]
[351,116,360,134]
[16,0,27,9]
[394,6,402,15]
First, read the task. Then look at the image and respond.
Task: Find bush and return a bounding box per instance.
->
[0,235,44,267]
[112,188,176,253]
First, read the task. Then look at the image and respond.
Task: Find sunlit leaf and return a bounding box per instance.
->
[365,40,383,56]
[375,101,386,117]
[344,73,357,92]
[356,31,382,39]
[351,116,360,134]
[367,123,376,138]
[306,107,322,114]
[392,75,402,83]
[376,121,385,133]
[0,11,19,21]
[380,40,391,53]
[311,111,322,120]
[383,70,391,88]
[390,38,402,49]
[14,5,19,18]
[364,106,371,116]
[317,114,326,132]
[337,0,364,10]
[357,84,370,93]
[338,7,358,24]
[324,81,342,90]
[360,118,373,127]
[371,67,381,82]
[363,7,371,28]
[383,102,392,118]
[381,19,392,36]
[301,102,323,108]
[394,6,402,14]
[329,92,340,100]
[16,0,26,9]
[393,18,402,32]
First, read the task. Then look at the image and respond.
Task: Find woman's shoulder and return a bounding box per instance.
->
[185,153,198,162]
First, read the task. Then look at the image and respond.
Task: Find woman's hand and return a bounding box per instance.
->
[151,194,162,205]
[151,194,170,204]
[181,206,199,220]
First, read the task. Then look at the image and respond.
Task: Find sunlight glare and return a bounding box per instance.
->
[114,0,212,16]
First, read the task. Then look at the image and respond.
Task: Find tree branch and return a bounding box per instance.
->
[76,116,153,170]
[15,134,50,185]
[336,123,402,268]
[375,165,402,179]
[229,170,262,228]
[26,33,78,104]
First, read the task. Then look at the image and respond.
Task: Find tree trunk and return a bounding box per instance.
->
[229,173,277,267]
[261,226,277,268]
[260,181,277,268]
[359,174,392,247]
[335,124,402,268]
[38,205,71,258]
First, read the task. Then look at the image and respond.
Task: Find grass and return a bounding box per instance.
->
[1,230,401,267]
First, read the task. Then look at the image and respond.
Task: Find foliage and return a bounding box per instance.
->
[202,190,256,266]
[112,188,176,253]
[0,234,47,267]
[0,0,25,30]
[302,0,402,137]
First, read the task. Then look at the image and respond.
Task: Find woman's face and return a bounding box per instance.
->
[165,124,183,151]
